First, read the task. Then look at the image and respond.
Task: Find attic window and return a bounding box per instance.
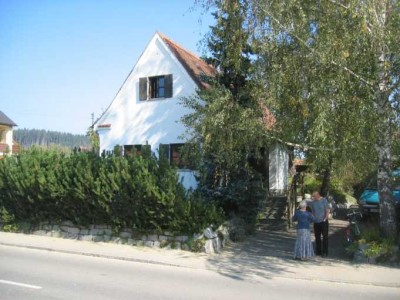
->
[150,76,165,98]
[139,74,173,100]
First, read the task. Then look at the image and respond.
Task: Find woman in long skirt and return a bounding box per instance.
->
[292,200,315,260]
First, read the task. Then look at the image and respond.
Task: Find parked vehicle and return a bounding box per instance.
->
[359,169,400,215]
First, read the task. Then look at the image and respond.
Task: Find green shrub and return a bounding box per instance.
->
[0,207,15,223]
[2,223,19,232]
[0,148,224,234]
[199,168,265,235]
[364,239,395,258]
[187,237,206,252]
[363,242,382,258]
[361,228,381,243]
[345,242,359,255]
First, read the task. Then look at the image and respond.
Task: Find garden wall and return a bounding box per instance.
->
[0,220,228,254]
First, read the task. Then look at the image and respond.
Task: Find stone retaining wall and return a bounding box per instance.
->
[1,221,228,254]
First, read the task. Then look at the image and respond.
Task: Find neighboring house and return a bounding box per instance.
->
[94,32,289,193]
[0,111,18,157]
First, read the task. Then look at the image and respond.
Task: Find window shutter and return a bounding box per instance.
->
[164,74,173,98]
[139,77,147,100]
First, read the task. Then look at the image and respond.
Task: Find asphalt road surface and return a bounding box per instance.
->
[0,245,399,300]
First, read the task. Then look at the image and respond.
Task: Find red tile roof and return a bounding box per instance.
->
[160,33,277,129]
[158,32,217,89]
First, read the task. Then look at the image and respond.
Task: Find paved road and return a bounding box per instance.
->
[1,245,399,300]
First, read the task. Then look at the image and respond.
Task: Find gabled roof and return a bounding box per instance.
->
[158,32,217,89]
[94,32,217,128]
[0,111,17,127]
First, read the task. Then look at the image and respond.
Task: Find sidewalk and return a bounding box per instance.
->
[1,230,399,288]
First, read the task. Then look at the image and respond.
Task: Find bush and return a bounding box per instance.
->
[363,239,396,259]
[345,241,359,255]
[347,227,397,262]
[0,148,223,234]
[360,228,381,243]
[0,207,15,223]
[199,166,266,235]
[187,237,206,252]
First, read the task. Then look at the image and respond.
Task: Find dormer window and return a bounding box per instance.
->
[139,74,173,101]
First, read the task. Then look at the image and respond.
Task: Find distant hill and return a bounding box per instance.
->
[13,128,90,149]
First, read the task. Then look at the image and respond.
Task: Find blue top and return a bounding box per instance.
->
[292,210,315,229]
[308,198,330,223]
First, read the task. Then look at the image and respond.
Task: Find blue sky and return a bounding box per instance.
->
[0,0,213,134]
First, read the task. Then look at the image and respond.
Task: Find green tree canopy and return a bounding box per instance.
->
[247,0,400,237]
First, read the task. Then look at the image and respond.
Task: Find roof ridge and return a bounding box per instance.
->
[157,31,218,73]
[157,31,217,89]
[157,31,204,61]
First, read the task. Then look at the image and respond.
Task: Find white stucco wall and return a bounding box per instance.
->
[95,33,199,189]
[0,125,13,155]
[6,127,13,151]
[269,143,289,194]
[178,170,198,191]
[96,33,198,154]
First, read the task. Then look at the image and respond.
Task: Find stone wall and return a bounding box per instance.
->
[1,221,228,254]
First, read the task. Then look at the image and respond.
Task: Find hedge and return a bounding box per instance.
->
[0,147,223,234]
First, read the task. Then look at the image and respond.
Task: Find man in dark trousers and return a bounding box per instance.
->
[309,192,331,257]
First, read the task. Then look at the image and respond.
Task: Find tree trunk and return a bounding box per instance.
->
[320,156,333,197]
[376,43,398,239]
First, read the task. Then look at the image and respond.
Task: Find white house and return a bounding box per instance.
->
[94,32,289,193]
[0,111,18,157]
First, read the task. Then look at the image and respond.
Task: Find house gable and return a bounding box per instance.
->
[95,32,215,153]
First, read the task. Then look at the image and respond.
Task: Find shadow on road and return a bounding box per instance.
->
[206,217,351,281]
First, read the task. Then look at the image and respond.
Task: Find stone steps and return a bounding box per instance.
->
[258,196,288,231]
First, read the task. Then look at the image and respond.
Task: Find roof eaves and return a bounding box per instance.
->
[0,111,17,127]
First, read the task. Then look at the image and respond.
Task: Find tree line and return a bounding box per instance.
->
[13,128,90,149]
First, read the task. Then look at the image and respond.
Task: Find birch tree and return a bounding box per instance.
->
[247,0,400,238]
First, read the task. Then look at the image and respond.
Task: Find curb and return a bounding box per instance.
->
[270,274,400,289]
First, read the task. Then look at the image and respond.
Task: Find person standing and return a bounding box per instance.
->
[309,191,330,257]
[292,200,316,260]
